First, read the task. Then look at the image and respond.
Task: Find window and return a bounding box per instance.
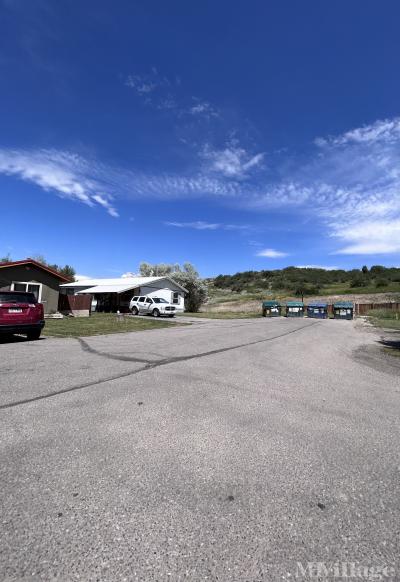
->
[0,292,37,304]
[11,281,42,302]
[146,298,153,303]
[138,297,145,302]
[132,296,139,301]
[172,292,179,304]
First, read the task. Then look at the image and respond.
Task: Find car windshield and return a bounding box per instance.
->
[152,298,168,303]
[0,293,37,304]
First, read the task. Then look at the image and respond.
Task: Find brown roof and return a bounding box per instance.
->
[0,258,72,282]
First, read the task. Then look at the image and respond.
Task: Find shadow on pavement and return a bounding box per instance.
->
[0,335,46,344]
[378,337,400,352]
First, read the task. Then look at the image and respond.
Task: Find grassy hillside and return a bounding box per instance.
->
[204,266,400,312]
[210,266,400,298]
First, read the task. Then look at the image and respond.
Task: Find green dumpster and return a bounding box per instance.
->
[307,302,328,319]
[262,300,281,317]
[333,301,353,320]
[286,301,305,317]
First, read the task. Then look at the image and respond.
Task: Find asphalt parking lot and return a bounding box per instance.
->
[1,317,399,581]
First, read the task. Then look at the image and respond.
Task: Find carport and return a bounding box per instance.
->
[76,283,139,313]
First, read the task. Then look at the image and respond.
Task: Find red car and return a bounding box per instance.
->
[0,291,45,340]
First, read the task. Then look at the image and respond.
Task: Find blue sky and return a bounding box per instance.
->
[1,0,400,277]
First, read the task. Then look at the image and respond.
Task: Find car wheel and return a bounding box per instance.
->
[152,309,160,318]
[131,307,139,315]
[27,330,41,341]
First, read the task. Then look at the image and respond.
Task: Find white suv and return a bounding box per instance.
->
[129,296,176,318]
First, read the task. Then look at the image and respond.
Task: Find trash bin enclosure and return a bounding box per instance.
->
[333,301,353,320]
[307,302,328,319]
[262,300,281,317]
[286,301,305,317]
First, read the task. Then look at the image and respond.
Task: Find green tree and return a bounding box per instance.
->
[32,255,76,281]
[139,262,154,276]
[172,263,208,312]
[0,253,11,263]
[294,280,307,301]
[58,265,76,279]
[139,262,177,276]
[350,277,367,288]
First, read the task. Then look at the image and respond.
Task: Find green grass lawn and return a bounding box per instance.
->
[43,313,175,338]
[367,308,400,331]
[179,311,262,319]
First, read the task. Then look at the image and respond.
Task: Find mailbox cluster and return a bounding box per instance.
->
[262,300,353,320]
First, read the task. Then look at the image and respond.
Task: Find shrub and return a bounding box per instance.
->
[350,277,367,288]
[375,278,389,288]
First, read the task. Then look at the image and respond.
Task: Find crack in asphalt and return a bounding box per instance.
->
[76,337,157,364]
[0,321,319,411]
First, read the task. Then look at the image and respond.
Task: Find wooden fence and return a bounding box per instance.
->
[354,302,400,316]
[58,294,92,316]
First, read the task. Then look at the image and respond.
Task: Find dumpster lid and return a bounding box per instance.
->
[333,301,353,308]
[262,300,281,307]
[308,302,328,308]
[286,301,304,307]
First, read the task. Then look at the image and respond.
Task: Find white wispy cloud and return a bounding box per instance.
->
[0,146,244,212]
[125,76,158,95]
[189,99,219,119]
[332,219,400,255]
[164,221,249,231]
[0,149,119,217]
[165,221,220,230]
[246,117,400,255]
[125,70,177,110]
[124,70,219,118]
[92,194,119,218]
[256,248,288,258]
[201,143,264,179]
[2,117,400,255]
[315,117,400,147]
[312,119,400,254]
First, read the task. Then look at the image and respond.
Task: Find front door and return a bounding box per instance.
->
[137,297,146,312]
[143,297,153,313]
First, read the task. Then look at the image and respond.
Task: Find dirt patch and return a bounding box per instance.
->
[352,328,400,376]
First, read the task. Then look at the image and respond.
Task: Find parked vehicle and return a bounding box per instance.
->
[129,296,176,317]
[0,291,45,340]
